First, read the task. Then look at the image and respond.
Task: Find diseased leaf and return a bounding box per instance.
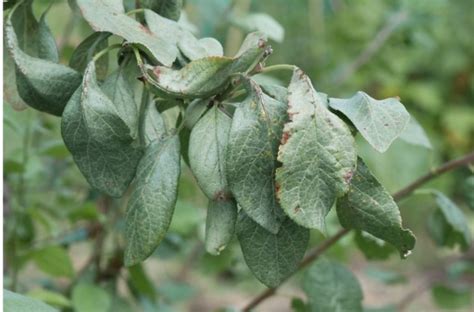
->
[125,136,181,266]
[398,116,432,149]
[145,32,270,99]
[4,290,57,312]
[231,13,285,43]
[205,199,237,255]
[31,246,74,278]
[426,190,471,251]
[141,0,183,21]
[189,105,232,200]
[329,92,410,153]
[69,32,110,80]
[72,283,111,312]
[354,231,396,260]
[276,68,357,232]
[61,63,142,197]
[6,6,81,116]
[303,259,363,312]
[336,159,416,258]
[237,212,309,287]
[226,80,287,234]
[77,0,177,66]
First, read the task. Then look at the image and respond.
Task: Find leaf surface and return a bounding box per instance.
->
[61,62,142,197]
[329,92,410,153]
[276,68,357,231]
[4,290,57,312]
[189,105,232,200]
[72,283,111,312]
[141,0,183,21]
[31,246,74,278]
[237,212,309,287]
[69,32,110,80]
[77,0,177,66]
[398,116,432,149]
[125,136,180,266]
[336,158,416,257]
[145,32,269,99]
[226,80,287,233]
[205,199,237,255]
[303,259,363,312]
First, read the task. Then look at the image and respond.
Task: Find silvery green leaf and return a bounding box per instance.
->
[61,63,142,197]
[398,116,432,149]
[184,99,210,129]
[139,97,166,147]
[69,32,110,80]
[6,9,81,116]
[125,136,181,266]
[189,105,232,200]
[226,80,287,233]
[329,92,410,153]
[205,199,237,255]
[141,0,183,21]
[276,68,357,232]
[145,32,269,99]
[237,212,309,287]
[303,259,363,312]
[231,13,284,43]
[77,0,177,66]
[336,159,416,258]
[4,290,57,312]
[354,231,396,260]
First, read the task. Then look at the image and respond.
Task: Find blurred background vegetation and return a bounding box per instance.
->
[3,0,473,311]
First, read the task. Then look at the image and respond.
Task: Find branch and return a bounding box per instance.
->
[242,151,474,311]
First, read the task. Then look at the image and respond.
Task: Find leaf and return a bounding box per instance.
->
[303,259,363,312]
[236,212,309,287]
[26,289,71,308]
[426,190,471,251]
[189,105,232,200]
[231,13,285,43]
[354,231,396,260]
[398,116,432,149]
[431,284,472,310]
[72,283,111,312]
[5,7,82,116]
[145,32,270,99]
[226,80,287,233]
[128,264,156,301]
[31,246,74,278]
[291,298,310,312]
[69,32,110,80]
[205,199,237,255]
[336,158,416,257]
[77,0,177,66]
[462,176,474,211]
[4,290,58,312]
[61,63,142,197]
[184,99,210,129]
[124,136,181,266]
[141,0,183,21]
[276,68,357,232]
[329,92,410,153]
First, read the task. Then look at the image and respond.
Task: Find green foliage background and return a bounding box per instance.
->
[3,0,473,311]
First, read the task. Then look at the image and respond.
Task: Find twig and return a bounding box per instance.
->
[333,10,408,86]
[242,151,474,311]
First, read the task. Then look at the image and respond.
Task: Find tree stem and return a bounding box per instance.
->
[242,151,474,311]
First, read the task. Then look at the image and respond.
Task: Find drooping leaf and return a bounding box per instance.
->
[276,68,357,232]
[4,290,58,312]
[5,6,82,116]
[236,212,309,287]
[336,158,416,258]
[124,136,181,266]
[141,0,183,21]
[398,116,432,149]
[426,190,471,251]
[205,199,237,255]
[189,105,232,200]
[77,0,177,66]
[145,32,270,99]
[72,283,111,312]
[231,13,285,43]
[354,231,396,260]
[69,32,110,80]
[61,62,142,197]
[226,80,287,233]
[303,259,363,312]
[31,246,74,278]
[329,92,410,153]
